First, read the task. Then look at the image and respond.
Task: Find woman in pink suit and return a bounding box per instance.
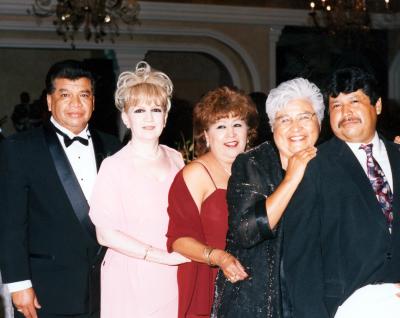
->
[89,61,188,318]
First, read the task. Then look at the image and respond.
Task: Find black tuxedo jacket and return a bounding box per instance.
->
[282,136,400,318]
[0,122,120,315]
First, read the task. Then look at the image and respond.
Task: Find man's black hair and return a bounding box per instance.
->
[45,60,95,94]
[325,67,380,105]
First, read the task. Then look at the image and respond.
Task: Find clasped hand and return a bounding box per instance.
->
[211,249,248,284]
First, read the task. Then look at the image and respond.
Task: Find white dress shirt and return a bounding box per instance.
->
[50,117,97,201]
[335,284,400,318]
[6,117,97,293]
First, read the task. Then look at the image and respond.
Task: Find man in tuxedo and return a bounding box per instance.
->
[282,67,400,317]
[0,60,120,318]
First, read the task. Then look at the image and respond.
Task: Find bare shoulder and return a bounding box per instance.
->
[182,157,214,206]
[182,159,210,187]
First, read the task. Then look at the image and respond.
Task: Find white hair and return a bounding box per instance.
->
[265,78,325,131]
[114,61,173,112]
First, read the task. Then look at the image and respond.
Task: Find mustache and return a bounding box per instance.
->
[338,116,361,128]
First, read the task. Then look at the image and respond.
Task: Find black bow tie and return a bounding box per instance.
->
[53,125,89,147]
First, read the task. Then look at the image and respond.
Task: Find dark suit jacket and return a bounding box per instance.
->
[212,141,284,317]
[282,136,400,318]
[0,122,120,315]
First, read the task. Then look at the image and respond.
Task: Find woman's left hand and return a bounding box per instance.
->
[211,249,248,283]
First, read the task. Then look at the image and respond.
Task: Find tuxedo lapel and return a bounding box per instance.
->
[43,123,97,243]
[332,137,388,232]
[384,141,400,230]
[385,141,400,197]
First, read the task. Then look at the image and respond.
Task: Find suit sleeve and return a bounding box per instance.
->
[227,152,276,249]
[0,139,31,283]
[282,165,329,318]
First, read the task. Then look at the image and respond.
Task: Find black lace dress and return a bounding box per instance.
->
[212,142,285,318]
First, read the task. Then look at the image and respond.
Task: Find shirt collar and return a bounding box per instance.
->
[346,132,381,154]
[50,116,90,139]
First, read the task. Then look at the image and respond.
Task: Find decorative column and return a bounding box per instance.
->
[107,48,147,141]
[108,48,148,75]
[268,26,283,89]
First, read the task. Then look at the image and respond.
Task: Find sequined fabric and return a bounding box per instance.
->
[212,142,284,318]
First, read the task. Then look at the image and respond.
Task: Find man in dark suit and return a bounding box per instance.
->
[282,67,400,317]
[0,60,120,318]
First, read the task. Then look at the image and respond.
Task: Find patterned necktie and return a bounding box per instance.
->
[359,143,393,233]
[53,125,89,147]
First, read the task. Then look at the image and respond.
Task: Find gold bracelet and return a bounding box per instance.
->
[208,248,216,266]
[203,246,215,266]
[143,245,152,260]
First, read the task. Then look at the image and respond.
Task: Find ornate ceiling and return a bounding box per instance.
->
[143,0,399,12]
[141,0,306,8]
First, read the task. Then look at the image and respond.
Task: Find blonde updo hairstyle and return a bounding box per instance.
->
[114,61,173,113]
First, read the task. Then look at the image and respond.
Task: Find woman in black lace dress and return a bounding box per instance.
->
[212,78,325,317]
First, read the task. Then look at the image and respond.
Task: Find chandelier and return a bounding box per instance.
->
[308,0,392,34]
[29,0,140,45]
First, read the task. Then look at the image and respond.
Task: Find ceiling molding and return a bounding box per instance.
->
[0,0,309,27]
[2,0,399,94]
[0,2,266,91]
[1,1,398,29]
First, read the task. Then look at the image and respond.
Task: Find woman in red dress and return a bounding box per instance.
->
[167,87,258,317]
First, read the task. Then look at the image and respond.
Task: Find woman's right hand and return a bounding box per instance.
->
[211,249,248,283]
[144,247,191,265]
[285,146,317,184]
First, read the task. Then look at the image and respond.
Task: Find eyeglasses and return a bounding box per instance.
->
[274,112,316,129]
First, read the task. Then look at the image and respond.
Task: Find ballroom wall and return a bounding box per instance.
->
[1,1,400,138]
[0,1,285,137]
[0,48,233,137]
